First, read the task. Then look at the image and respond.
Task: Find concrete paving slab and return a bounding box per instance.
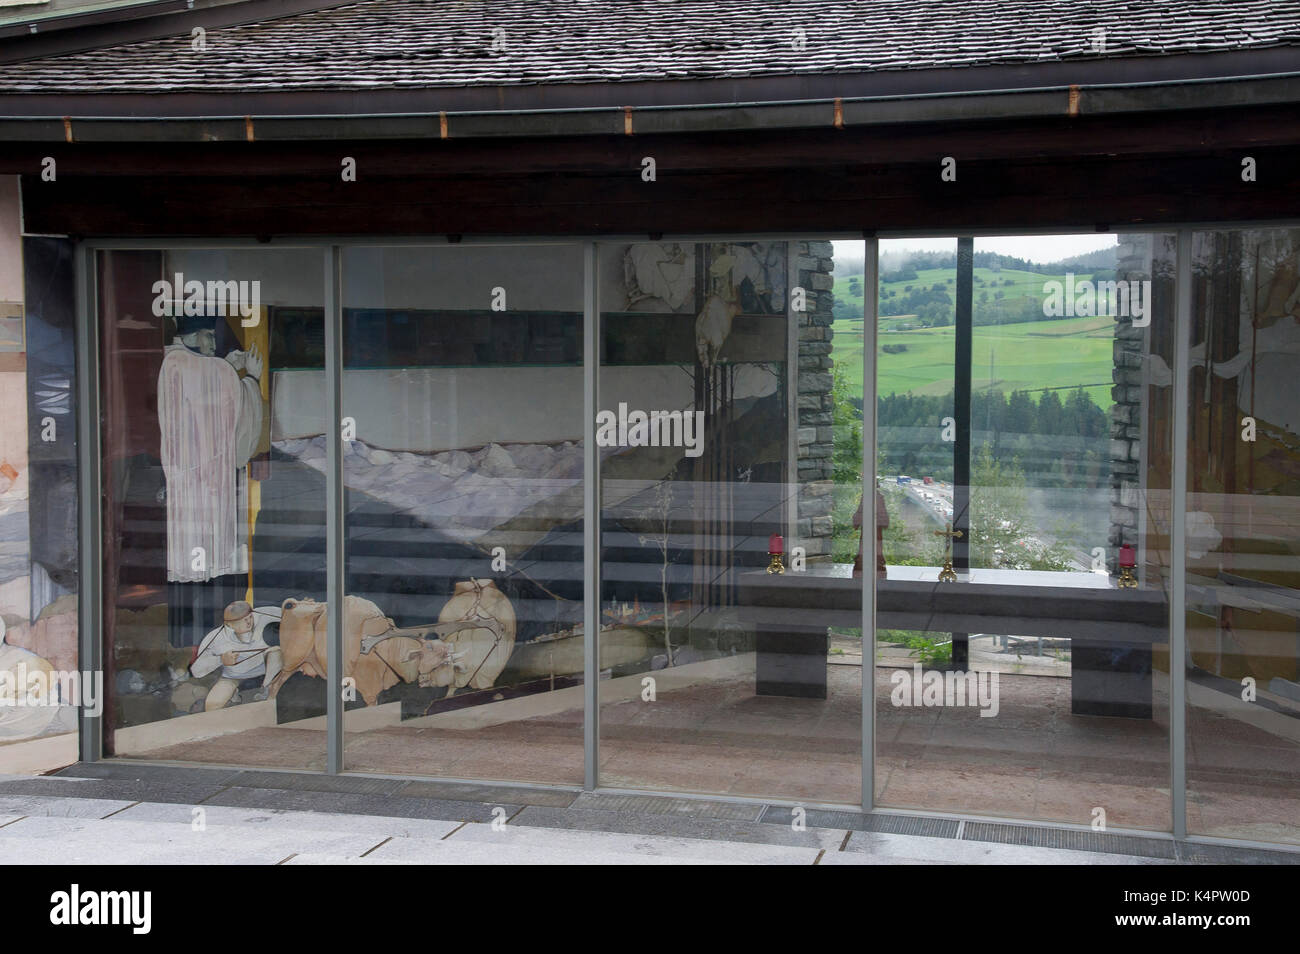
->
[0,785,1288,865]
[836,830,1170,865]
[363,833,737,865]
[817,853,961,865]
[437,821,823,864]
[0,814,388,864]
[0,794,137,818]
[286,853,424,865]
[207,785,517,822]
[114,801,463,840]
[514,804,845,849]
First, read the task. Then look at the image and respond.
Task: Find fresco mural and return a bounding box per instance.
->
[89,241,826,781]
[0,230,79,745]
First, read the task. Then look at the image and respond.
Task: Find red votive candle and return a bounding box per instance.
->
[1119,544,1136,568]
[768,533,784,555]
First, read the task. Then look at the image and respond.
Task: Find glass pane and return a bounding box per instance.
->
[340,244,585,784]
[101,248,327,768]
[597,238,863,803]
[1186,227,1300,844]
[875,234,1174,831]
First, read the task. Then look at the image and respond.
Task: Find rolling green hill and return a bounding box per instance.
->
[831,265,1115,405]
[831,313,1115,405]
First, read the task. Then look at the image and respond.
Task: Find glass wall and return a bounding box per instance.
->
[1185,228,1300,845]
[873,234,1175,830]
[340,245,585,783]
[100,248,327,767]
[86,233,1300,846]
[596,239,863,803]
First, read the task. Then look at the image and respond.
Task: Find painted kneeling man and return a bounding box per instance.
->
[189,601,283,710]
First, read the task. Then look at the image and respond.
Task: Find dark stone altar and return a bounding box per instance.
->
[736,564,1168,717]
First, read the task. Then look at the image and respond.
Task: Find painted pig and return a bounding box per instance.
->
[266,595,457,707]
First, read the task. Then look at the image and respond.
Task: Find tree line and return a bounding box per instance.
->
[867,387,1109,488]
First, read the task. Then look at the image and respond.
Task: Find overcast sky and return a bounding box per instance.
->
[835,233,1117,267]
[883,234,1117,260]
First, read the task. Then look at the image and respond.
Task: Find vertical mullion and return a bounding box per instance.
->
[1170,229,1192,839]
[75,243,103,764]
[861,236,879,812]
[950,237,974,669]
[325,246,344,774]
[583,241,599,790]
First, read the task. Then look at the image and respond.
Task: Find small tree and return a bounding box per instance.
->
[638,478,680,666]
[970,443,1074,571]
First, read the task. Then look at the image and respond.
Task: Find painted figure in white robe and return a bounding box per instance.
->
[158,330,264,583]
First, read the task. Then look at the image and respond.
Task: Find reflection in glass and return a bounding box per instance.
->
[597,239,863,802]
[101,248,327,767]
[1186,228,1300,844]
[874,234,1173,830]
[339,245,585,783]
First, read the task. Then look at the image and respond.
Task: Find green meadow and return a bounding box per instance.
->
[830,267,1116,404]
[831,313,1116,405]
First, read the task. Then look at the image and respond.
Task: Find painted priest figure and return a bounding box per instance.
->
[158,321,265,647]
[189,601,283,711]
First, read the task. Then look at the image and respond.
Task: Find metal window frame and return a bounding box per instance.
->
[70,222,1296,847]
[324,245,344,773]
[861,235,879,812]
[74,241,102,763]
[1170,229,1192,840]
[583,240,599,790]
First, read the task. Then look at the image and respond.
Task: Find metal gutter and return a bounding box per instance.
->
[1,69,1298,144]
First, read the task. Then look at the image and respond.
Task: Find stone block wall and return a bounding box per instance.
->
[1108,234,1149,564]
[794,239,837,559]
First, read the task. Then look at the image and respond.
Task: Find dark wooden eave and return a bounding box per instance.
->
[10,102,1300,237]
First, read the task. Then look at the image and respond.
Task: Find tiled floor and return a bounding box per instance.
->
[115,664,1299,843]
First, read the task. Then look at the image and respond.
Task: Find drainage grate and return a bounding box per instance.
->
[399,781,577,808]
[56,761,243,786]
[962,821,1177,859]
[757,806,958,837]
[864,814,961,838]
[573,793,762,821]
[1178,843,1299,865]
[231,771,403,796]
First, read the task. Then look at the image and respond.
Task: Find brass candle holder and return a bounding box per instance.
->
[1117,544,1138,588]
[767,532,785,574]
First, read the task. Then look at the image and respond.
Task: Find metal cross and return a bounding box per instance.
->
[934,522,964,582]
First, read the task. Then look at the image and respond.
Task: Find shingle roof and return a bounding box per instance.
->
[2,0,1299,94]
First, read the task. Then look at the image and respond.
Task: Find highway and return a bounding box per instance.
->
[882,475,1093,572]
